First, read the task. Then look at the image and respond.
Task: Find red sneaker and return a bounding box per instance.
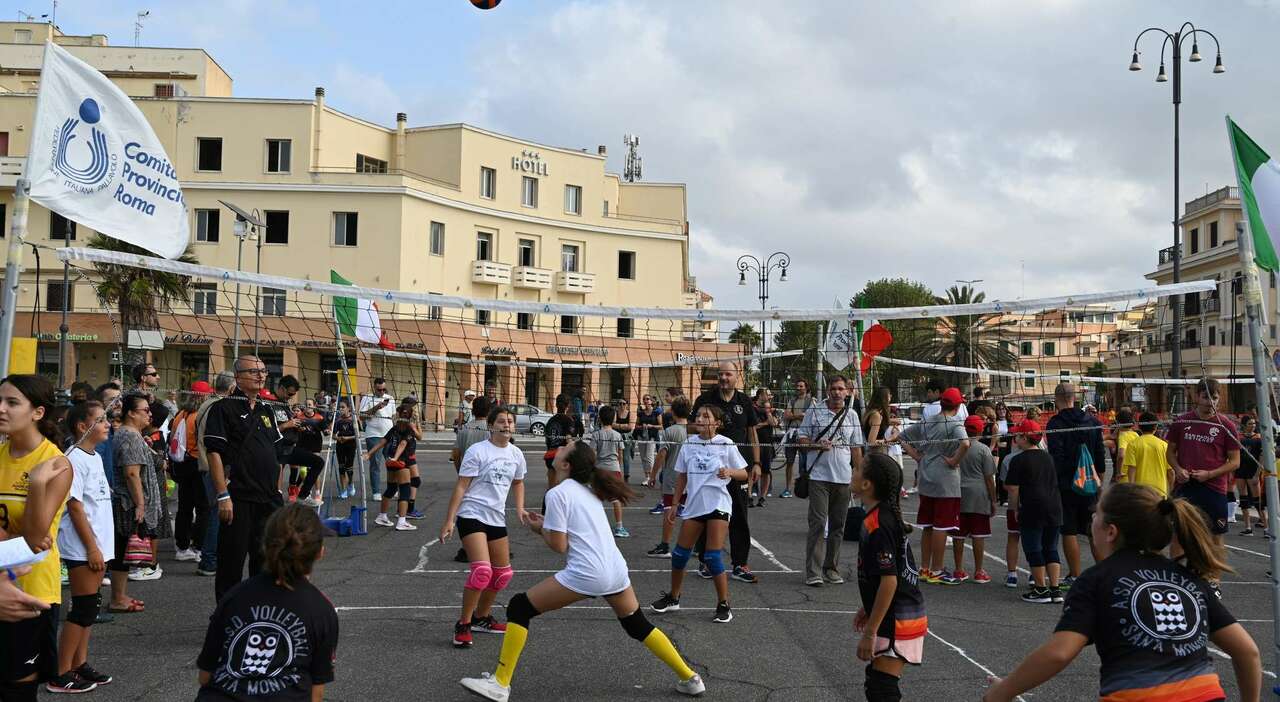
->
[952,569,970,582]
[453,621,473,648]
[287,485,300,502]
[973,570,992,584]
[471,614,507,633]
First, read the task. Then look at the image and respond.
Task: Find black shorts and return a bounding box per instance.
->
[1235,463,1260,481]
[1176,480,1229,535]
[456,517,508,541]
[62,559,90,570]
[1058,491,1096,537]
[759,445,776,471]
[0,606,59,683]
[691,510,730,523]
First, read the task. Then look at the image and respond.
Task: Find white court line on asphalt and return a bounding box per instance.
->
[404,538,440,573]
[1208,645,1277,678]
[926,630,1027,702]
[959,540,1032,577]
[402,568,797,575]
[750,537,797,573]
[1226,543,1271,558]
[334,603,862,615]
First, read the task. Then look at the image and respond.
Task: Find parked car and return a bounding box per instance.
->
[506,403,554,435]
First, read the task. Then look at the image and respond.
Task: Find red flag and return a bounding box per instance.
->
[859,323,893,373]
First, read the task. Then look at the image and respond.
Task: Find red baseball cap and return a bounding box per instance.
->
[190,380,213,394]
[259,389,277,401]
[1012,419,1042,444]
[940,387,964,409]
[963,414,985,437]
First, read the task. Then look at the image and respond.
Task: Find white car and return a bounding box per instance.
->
[506,403,554,435]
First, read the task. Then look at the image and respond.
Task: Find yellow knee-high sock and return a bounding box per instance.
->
[494,623,529,687]
[642,627,695,681]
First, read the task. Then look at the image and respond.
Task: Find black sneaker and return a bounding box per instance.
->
[646,543,671,558]
[75,664,112,686]
[698,562,713,579]
[1240,528,1255,536]
[650,591,681,613]
[45,672,96,694]
[1050,586,1065,604]
[731,566,758,584]
[470,614,507,634]
[1021,587,1053,604]
[714,601,733,623]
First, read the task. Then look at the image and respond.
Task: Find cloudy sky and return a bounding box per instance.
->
[60,0,1280,311]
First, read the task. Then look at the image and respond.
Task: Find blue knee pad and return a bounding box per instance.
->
[704,549,726,576]
[670,544,692,570]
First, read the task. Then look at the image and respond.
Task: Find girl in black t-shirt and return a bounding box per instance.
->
[984,483,1261,702]
[363,406,418,532]
[197,504,338,701]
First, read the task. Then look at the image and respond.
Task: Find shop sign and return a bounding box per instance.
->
[511,150,549,176]
[547,344,607,358]
[165,333,213,345]
[481,345,516,357]
[675,352,713,365]
[36,332,98,342]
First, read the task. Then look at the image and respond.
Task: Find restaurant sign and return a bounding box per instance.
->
[36,332,99,342]
[547,345,608,358]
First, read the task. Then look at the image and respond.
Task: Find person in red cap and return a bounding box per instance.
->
[900,387,969,585]
[950,415,997,583]
[190,380,213,395]
[1003,420,1064,603]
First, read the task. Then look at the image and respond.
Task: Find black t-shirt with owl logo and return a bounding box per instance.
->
[1054,548,1233,700]
[197,573,339,701]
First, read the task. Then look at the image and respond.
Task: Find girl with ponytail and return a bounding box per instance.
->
[460,441,705,701]
[852,453,926,701]
[197,504,338,701]
[985,482,1262,702]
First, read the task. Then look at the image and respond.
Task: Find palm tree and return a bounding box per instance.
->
[86,233,200,364]
[728,323,761,355]
[922,285,1017,385]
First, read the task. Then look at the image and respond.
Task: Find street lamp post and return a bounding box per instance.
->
[1130,22,1224,410]
[956,279,984,377]
[737,251,790,386]
[220,200,267,359]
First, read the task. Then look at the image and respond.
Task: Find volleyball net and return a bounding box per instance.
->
[43,247,1250,438]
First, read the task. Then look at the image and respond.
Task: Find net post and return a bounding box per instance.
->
[332,298,368,534]
[56,259,70,389]
[1234,222,1280,680]
[0,178,31,377]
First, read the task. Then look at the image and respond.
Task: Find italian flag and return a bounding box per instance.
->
[854,319,893,373]
[330,270,395,349]
[1228,117,1280,271]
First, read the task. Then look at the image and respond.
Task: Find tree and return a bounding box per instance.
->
[760,320,823,397]
[728,323,761,355]
[920,284,1017,389]
[852,277,937,400]
[86,233,200,365]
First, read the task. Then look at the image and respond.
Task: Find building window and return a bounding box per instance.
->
[195,208,219,242]
[518,238,535,267]
[561,244,579,272]
[476,309,490,326]
[260,287,286,316]
[1019,341,1033,356]
[1042,341,1055,356]
[618,251,636,280]
[1023,369,1035,389]
[1185,328,1198,347]
[1272,324,1277,340]
[45,281,72,312]
[333,212,358,246]
[428,292,442,321]
[564,184,582,215]
[193,283,217,315]
[13,29,31,43]
[0,203,6,237]
[1232,274,1243,296]
[1208,325,1216,346]
[476,232,493,261]
[1188,227,1198,254]
[1209,221,1219,247]
[517,312,532,330]
[264,210,289,244]
[1183,291,1200,316]
[430,221,445,256]
[617,318,633,338]
[196,137,222,171]
[479,167,496,199]
[356,154,387,174]
[154,83,176,98]
[560,315,577,334]
[522,176,538,208]
[603,200,609,216]
[49,211,75,240]
[266,139,292,173]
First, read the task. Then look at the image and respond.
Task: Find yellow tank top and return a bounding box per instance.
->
[0,438,66,604]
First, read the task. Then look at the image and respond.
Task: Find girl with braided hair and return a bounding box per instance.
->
[853,453,925,701]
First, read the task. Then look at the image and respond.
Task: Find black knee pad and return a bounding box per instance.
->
[382,483,399,500]
[619,609,655,642]
[66,593,101,627]
[411,476,421,489]
[398,482,413,502]
[864,664,902,702]
[506,592,541,628]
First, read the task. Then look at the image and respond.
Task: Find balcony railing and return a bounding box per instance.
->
[471,260,512,285]
[1202,298,1220,314]
[1158,244,1182,266]
[1185,186,1239,217]
[555,270,595,294]
[512,266,552,290]
[0,157,25,188]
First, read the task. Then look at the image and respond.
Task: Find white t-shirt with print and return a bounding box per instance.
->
[674,434,747,519]
[57,446,115,561]
[458,439,528,527]
[544,478,631,597]
[359,392,397,437]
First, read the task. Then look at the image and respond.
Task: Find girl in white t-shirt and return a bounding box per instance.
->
[650,405,748,624]
[460,441,705,701]
[441,406,528,649]
[54,400,114,689]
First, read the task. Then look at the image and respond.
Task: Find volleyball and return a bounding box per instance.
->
[470,0,501,8]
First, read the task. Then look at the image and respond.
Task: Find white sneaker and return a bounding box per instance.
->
[676,674,706,696]
[302,496,323,508]
[459,673,509,701]
[175,548,199,562]
[395,519,418,531]
[374,514,394,527]
[128,566,163,581]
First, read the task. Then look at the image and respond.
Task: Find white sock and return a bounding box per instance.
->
[1228,502,1238,522]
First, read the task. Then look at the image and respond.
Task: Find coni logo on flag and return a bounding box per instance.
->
[51,98,117,194]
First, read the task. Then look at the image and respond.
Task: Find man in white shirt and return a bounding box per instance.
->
[795,375,864,587]
[359,377,397,500]
[922,378,968,421]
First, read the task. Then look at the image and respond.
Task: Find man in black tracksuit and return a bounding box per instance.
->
[692,361,761,583]
[1044,382,1106,582]
[204,356,285,602]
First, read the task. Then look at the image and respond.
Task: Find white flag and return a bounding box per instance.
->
[26,42,187,259]
[825,317,857,370]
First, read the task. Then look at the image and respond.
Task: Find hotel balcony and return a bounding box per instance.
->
[512,266,552,290]
[555,270,595,294]
[471,260,512,285]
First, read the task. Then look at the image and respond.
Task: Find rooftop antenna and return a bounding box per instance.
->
[134,10,149,47]
[45,0,54,27]
[16,11,36,21]
[623,133,642,182]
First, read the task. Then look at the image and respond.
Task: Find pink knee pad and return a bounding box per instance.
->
[466,561,493,590]
[486,565,513,592]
